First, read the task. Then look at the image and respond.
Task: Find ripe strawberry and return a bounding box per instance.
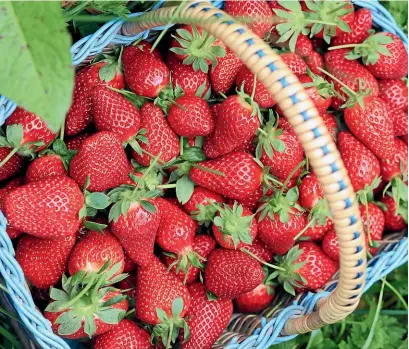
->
[210,48,244,95]
[378,79,408,111]
[16,235,75,288]
[235,267,275,313]
[109,195,161,268]
[381,195,406,231]
[0,147,24,181]
[70,131,130,192]
[45,284,128,339]
[322,229,339,261]
[135,257,191,324]
[68,229,124,276]
[273,243,338,294]
[360,203,385,255]
[5,176,83,238]
[205,249,264,299]
[338,131,381,192]
[240,238,274,262]
[164,234,216,284]
[180,283,233,349]
[203,92,261,159]
[380,138,408,182]
[324,49,379,109]
[91,86,141,143]
[304,50,325,77]
[229,185,265,212]
[25,155,66,183]
[131,103,179,166]
[94,320,151,349]
[123,251,136,273]
[66,133,89,150]
[116,274,137,299]
[0,177,23,239]
[190,151,263,200]
[235,66,276,108]
[387,103,408,137]
[344,96,394,159]
[298,73,334,113]
[166,53,210,97]
[65,58,124,136]
[4,107,56,153]
[321,112,339,141]
[168,96,214,137]
[280,52,307,76]
[257,188,307,255]
[212,202,257,249]
[268,29,313,58]
[301,216,333,241]
[183,187,224,225]
[123,40,163,61]
[123,48,169,98]
[299,173,324,210]
[332,8,372,45]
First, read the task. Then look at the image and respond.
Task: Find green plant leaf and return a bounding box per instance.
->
[176,175,194,204]
[85,192,111,209]
[0,1,74,132]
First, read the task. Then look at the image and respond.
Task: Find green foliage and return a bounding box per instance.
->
[0,2,74,133]
[382,0,408,34]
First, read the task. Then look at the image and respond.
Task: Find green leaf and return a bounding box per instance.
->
[50,288,68,301]
[83,220,107,233]
[96,308,125,325]
[84,315,96,338]
[140,200,156,214]
[57,315,82,336]
[85,192,111,209]
[155,308,169,323]
[176,175,194,204]
[0,2,74,132]
[171,297,183,318]
[6,124,23,148]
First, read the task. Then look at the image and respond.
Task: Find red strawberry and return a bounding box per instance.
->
[322,229,339,261]
[25,155,66,183]
[5,176,84,238]
[166,53,210,98]
[131,103,179,167]
[180,283,233,349]
[205,249,264,299]
[203,93,261,159]
[164,234,216,284]
[94,320,151,349]
[210,48,244,95]
[224,0,272,38]
[381,195,406,231]
[298,74,334,114]
[0,177,23,239]
[268,29,313,58]
[68,229,124,276]
[123,49,169,98]
[235,267,275,313]
[212,202,257,249]
[299,173,324,210]
[66,133,90,151]
[387,103,408,137]
[183,187,224,225]
[16,235,75,288]
[321,112,339,141]
[116,274,137,299]
[5,107,56,152]
[123,251,136,273]
[65,59,124,136]
[45,288,128,339]
[0,147,24,181]
[344,96,394,159]
[124,40,163,61]
[229,185,265,212]
[190,151,263,200]
[135,257,191,324]
[338,131,381,192]
[360,203,385,255]
[332,8,372,45]
[110,197,161,268]
[280,52,307,76]
[304,51,325,77]
[235,66,276,108]
[257,188,307,255]
[168,96,214,137]
[91,86,141,143]
[240,238,274,262]
[380,138,408,182]
[324,49,379,109]
[378,79,408,111]
[70,131,130,192]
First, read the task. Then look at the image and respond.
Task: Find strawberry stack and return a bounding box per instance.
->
[0,1,407,348]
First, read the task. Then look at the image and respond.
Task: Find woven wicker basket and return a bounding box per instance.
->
[0,1,407,348]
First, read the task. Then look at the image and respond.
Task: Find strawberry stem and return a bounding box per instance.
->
[60,121,65,141]
[293,217,316,240]
[241,248,285,271]
[317,67,356,97]
[257,127,268,136]
[192,163,225,177]
[197,31,211,50]
[279,160,306,196]
[58,274,97,310]
[328,3,349,15]
[156,184,177,189]
[328,44,362,50]
[0,147,19,168]
[307,19,338,26]
[166,322,173,349]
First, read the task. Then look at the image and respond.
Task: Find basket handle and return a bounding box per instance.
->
[121,1,366,335]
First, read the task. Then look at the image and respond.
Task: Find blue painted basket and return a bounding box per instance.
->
[0,1,407,348]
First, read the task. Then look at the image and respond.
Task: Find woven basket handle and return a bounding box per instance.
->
[121,1,366,335]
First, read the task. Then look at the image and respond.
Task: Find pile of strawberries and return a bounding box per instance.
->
[0,0,407,348]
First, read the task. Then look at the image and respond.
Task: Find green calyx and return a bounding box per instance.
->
[108,87,149,110]
[94,48,123,82]
[384,178,408,224]
[269,245,307,296]
[213,201,255,248]
[341,31,394,65]
[170,26,226,73]
[305,68,339,100]
[152,297,190,349]
[357,177,382,206]
[262,265,277,296]
[45,261,128,338]
[256,110,286,160]
[154,82,184,114]
[236,85,262,123]
[191,202,219,226]
[257,186,304,223]
[128,128,149,156]
[165,251,205,284]
[40,139,77,170]
[131,162,166,191]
